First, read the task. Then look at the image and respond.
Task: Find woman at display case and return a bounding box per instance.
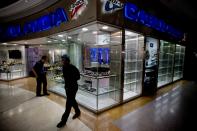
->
[57,54,81,128]
[32,56,50,96]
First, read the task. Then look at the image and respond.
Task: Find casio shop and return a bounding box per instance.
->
[0,0,185,112]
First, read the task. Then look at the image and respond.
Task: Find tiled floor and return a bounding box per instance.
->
[0,78,196,131]
[0,83,91,131]
[114,81,197,131]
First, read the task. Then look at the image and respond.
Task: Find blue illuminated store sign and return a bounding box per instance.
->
[5,8,68,37]
[124,2,183,39]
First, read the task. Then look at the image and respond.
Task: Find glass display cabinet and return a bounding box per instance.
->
[46,23,122,112]
[173,44,185,81]
[0,63,25,80]
[123,31,144,101]
[0,45,26,80]
[157,40,175,87]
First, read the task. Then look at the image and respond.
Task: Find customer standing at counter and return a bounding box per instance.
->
[57,54,81,128]
[32,55,50,97]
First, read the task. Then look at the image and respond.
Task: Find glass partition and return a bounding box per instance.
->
[43,23,122,112]
[0,45,27,80]
[123,30,144,101]
[158,40,175,87]
[173,44,185,81]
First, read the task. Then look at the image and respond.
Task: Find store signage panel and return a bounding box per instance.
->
[124,2,184,39]
[144,37,159,94]
[70,0,88,20]
[5,8,68,37]
[102,0,124,14]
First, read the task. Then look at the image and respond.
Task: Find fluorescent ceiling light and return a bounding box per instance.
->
[82,28,88,32]
[92,31,97,34]
[126,38,138,41]
[47,41,52,43]
[77,38,81,41]
[102,26,109,30]
[58,34,63,37]
[2,43,7,45]
[61,39,66,42]
[24,42,28,44]
[115,35,121,38]
[54,40,58,42]
[68,36,72,39]
[125,31,136,36]
[14,44,17,46]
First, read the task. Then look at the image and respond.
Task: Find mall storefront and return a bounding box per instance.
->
[0,0,185,112]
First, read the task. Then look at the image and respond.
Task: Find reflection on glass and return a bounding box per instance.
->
[123,30,144,101]
[42,23,122,112]
[158,40,175,87]
[173,45,185,81]
[0,45,26,80]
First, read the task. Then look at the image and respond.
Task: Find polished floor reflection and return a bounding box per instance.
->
[114,81,197,131]
[0,78,196,131]
[0,82,91,131]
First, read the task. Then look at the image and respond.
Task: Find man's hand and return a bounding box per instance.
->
[32,69,38,78]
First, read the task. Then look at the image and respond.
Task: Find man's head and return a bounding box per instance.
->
[41,55,48,63]
[61,54,70,66]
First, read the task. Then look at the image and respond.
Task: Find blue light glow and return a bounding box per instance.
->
[124,2,184,39]
[5,8,68,38]
[90,48,110,64]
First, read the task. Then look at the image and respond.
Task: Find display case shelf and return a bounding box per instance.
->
[124,70,142,74]
[124,80,138,85]
[157,40,175,88]
[174,71,183,74]
[173,45,185,81]
[159,66,172,69]
[0,64,26,80]
[125,60,142,62]
[175,52,185,55]
[123,31,144,101]
[158,73,172,77]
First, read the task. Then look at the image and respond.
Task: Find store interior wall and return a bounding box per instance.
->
[0,45,27,79]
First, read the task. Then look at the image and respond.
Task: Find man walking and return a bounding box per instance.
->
[57,54,81,128]
[32,55,50,96]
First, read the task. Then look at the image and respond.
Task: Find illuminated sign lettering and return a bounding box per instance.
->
[124,2,184,39]
[5,8,68,38]
[70,0,88,20]
[102,0,124,14]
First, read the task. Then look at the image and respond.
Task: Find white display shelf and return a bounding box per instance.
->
[125,60,142,62]
[48,85,119,110]
[174,71,183,74]
[173,45,185,81]
[80,73,116,79]
[124,80,138,85]
[158,41,175,88]
[175,65,182,67]
[158,73,172,77]
[123,90,139,101]
[175,52,185,55]
[124,70,142,74]
[159,66,172,69]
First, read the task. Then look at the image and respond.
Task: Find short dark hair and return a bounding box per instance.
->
[41,55,47,60]
[61,54,70,63]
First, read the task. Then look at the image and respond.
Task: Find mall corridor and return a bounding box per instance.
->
[0,79,197,131]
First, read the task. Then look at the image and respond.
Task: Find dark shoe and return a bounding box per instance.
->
[44,93,50,96]
[36,94,43,97]
[57,121,66,128]
[72,112,81,119]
